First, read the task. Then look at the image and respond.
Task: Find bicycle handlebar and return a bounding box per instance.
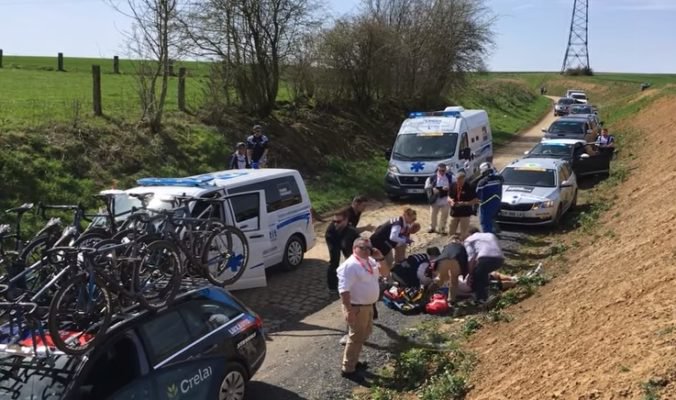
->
[0,301,39,315]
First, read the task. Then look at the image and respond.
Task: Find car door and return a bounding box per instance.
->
[574,144,611,177]
[223,190,269,290]
[558,166,573,210]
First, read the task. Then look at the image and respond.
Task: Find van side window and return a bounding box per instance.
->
[191,193,223,220]
[460,132,469,149]
[229,176,302,213]
[229,192,261,231]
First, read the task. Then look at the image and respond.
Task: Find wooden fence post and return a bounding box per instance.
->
[58,52,64,71]
[92,65,103,116]
[0,49,3,68]
[178,67,187,112]
[113,56,120,74]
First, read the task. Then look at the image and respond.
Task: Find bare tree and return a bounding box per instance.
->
[179,0,321,115]
[110,0,184,133]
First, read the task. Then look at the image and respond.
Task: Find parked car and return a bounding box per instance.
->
[541,116,597,143]
[569,104,596,115]
[567,113,603,136]
[524,139,611,177]
[0,285,267,400]
[568,92,588,104]
[554,97,576,116]
[497,158,578,227]
[565,89,586,98]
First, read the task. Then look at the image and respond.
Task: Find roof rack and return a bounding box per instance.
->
[408,110,462,118]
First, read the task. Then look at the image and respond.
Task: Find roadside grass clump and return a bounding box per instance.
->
[461,318,482,338]
[420,369,470,400]
[641,377,669,400]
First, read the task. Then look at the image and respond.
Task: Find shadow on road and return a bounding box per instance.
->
[245,381,310,400]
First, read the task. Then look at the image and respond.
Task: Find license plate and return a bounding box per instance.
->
[405,188,425,194]
[499,210,524,218]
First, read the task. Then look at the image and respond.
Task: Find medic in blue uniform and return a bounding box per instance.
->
[475,162,504,234]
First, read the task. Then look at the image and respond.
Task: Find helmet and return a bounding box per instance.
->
[236,142,246,148]
[480,162,493,174]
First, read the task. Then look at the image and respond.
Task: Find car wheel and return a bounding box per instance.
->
[281,234,305,271]
[549,206,563,227]
[571,190,578,209]
[219,362,248,400]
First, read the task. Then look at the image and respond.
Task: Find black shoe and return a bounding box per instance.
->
[341,370,366,384]
[356,361,369,370]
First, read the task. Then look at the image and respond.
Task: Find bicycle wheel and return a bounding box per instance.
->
[73,231,110,248]
[48,273,112,356]
[133,240,182,311]
[201,226,249,286]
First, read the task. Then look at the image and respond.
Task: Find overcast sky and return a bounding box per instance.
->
[1,0,675,73]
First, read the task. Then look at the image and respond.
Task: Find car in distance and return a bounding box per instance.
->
[569,104,596,115]
[542,116,597,143]
[497,158,578,226]
[568,91,588,104]
[554,97,576,116]
[0,285,266,400]
[524,139,611,178]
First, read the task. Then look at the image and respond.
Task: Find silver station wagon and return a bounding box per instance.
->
[497,158,578,227]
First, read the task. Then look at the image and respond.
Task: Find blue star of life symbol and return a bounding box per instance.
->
[410,162,425,172]
[226,254,245,272]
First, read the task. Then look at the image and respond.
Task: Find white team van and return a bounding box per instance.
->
[108,169,316,291]
[384,106,494,198]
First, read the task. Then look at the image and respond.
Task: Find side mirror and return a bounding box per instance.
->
[580,153,590,159]
[384,148,392,160]
[560,180,573,188]
[541,128,548,133]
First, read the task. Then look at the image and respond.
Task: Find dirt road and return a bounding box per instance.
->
[241,99,557,399]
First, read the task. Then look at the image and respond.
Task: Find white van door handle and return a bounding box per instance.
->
[250,234,264,239]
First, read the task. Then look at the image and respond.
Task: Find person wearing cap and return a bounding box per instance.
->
[246,124,270,169]
[337,237,390,383]
[447,169,478,240]
[229,142,250,169]
[424,163,454,234]
[475,162,504,234]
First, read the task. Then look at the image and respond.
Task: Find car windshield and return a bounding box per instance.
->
[557,98,575,105]
[571,94,587,100]
[547,120,585,134]
[527,143,573,158]
[391,133,458,161]
[0,353,76,399]
[502,167,556,187]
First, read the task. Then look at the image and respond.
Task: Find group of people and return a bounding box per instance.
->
[327,179,511,383]
[229,124,270,169]
[425,161,504,238]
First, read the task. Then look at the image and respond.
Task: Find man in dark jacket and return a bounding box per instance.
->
[325,208,351,291]
[475,162,504,234]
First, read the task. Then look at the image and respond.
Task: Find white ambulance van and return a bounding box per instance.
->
[384,107,494,199]
[107,169,316,291]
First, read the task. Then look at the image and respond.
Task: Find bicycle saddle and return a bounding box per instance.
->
[5,203,34,214]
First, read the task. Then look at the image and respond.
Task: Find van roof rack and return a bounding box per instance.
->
[408,110,462,118]
[136,176,216,187]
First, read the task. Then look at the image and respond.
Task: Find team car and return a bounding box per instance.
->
[541,116,598,143]
[0,285,266,400]
[524,139,611,178]
[553,97,576,116]
[497,158,578,227]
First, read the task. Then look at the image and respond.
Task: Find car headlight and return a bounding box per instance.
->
[532,200,555,210]
[388,164,400,174]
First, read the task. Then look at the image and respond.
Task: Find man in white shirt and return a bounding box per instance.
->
[464,227,505,303]
[337,237,390,383]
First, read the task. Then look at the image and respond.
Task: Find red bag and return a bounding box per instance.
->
[425,294,449,314]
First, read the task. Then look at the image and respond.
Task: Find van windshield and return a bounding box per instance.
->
[392,133,458,161]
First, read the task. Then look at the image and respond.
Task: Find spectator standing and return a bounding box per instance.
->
[337,237,390,383]
[424,163,454,234]
[341,196,376,257]
[596,128,616,156]
[447,170,478,239]
[475,162,504,234]
[464,227,505,303]
[325,208,351,292]
[229,142,250,169]
[246,125,269,169]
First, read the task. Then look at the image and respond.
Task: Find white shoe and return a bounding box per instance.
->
[526,263,543,278]
[339,334,349,345]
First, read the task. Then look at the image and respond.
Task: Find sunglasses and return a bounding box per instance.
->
[357,245,372,250]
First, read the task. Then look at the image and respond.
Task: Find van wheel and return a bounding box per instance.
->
[219,362,248,400]
[282,235,305,271]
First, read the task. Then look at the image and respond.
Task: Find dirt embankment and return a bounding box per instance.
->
[466,96,676,399]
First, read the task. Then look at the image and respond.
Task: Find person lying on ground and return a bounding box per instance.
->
[457,271,517,298]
